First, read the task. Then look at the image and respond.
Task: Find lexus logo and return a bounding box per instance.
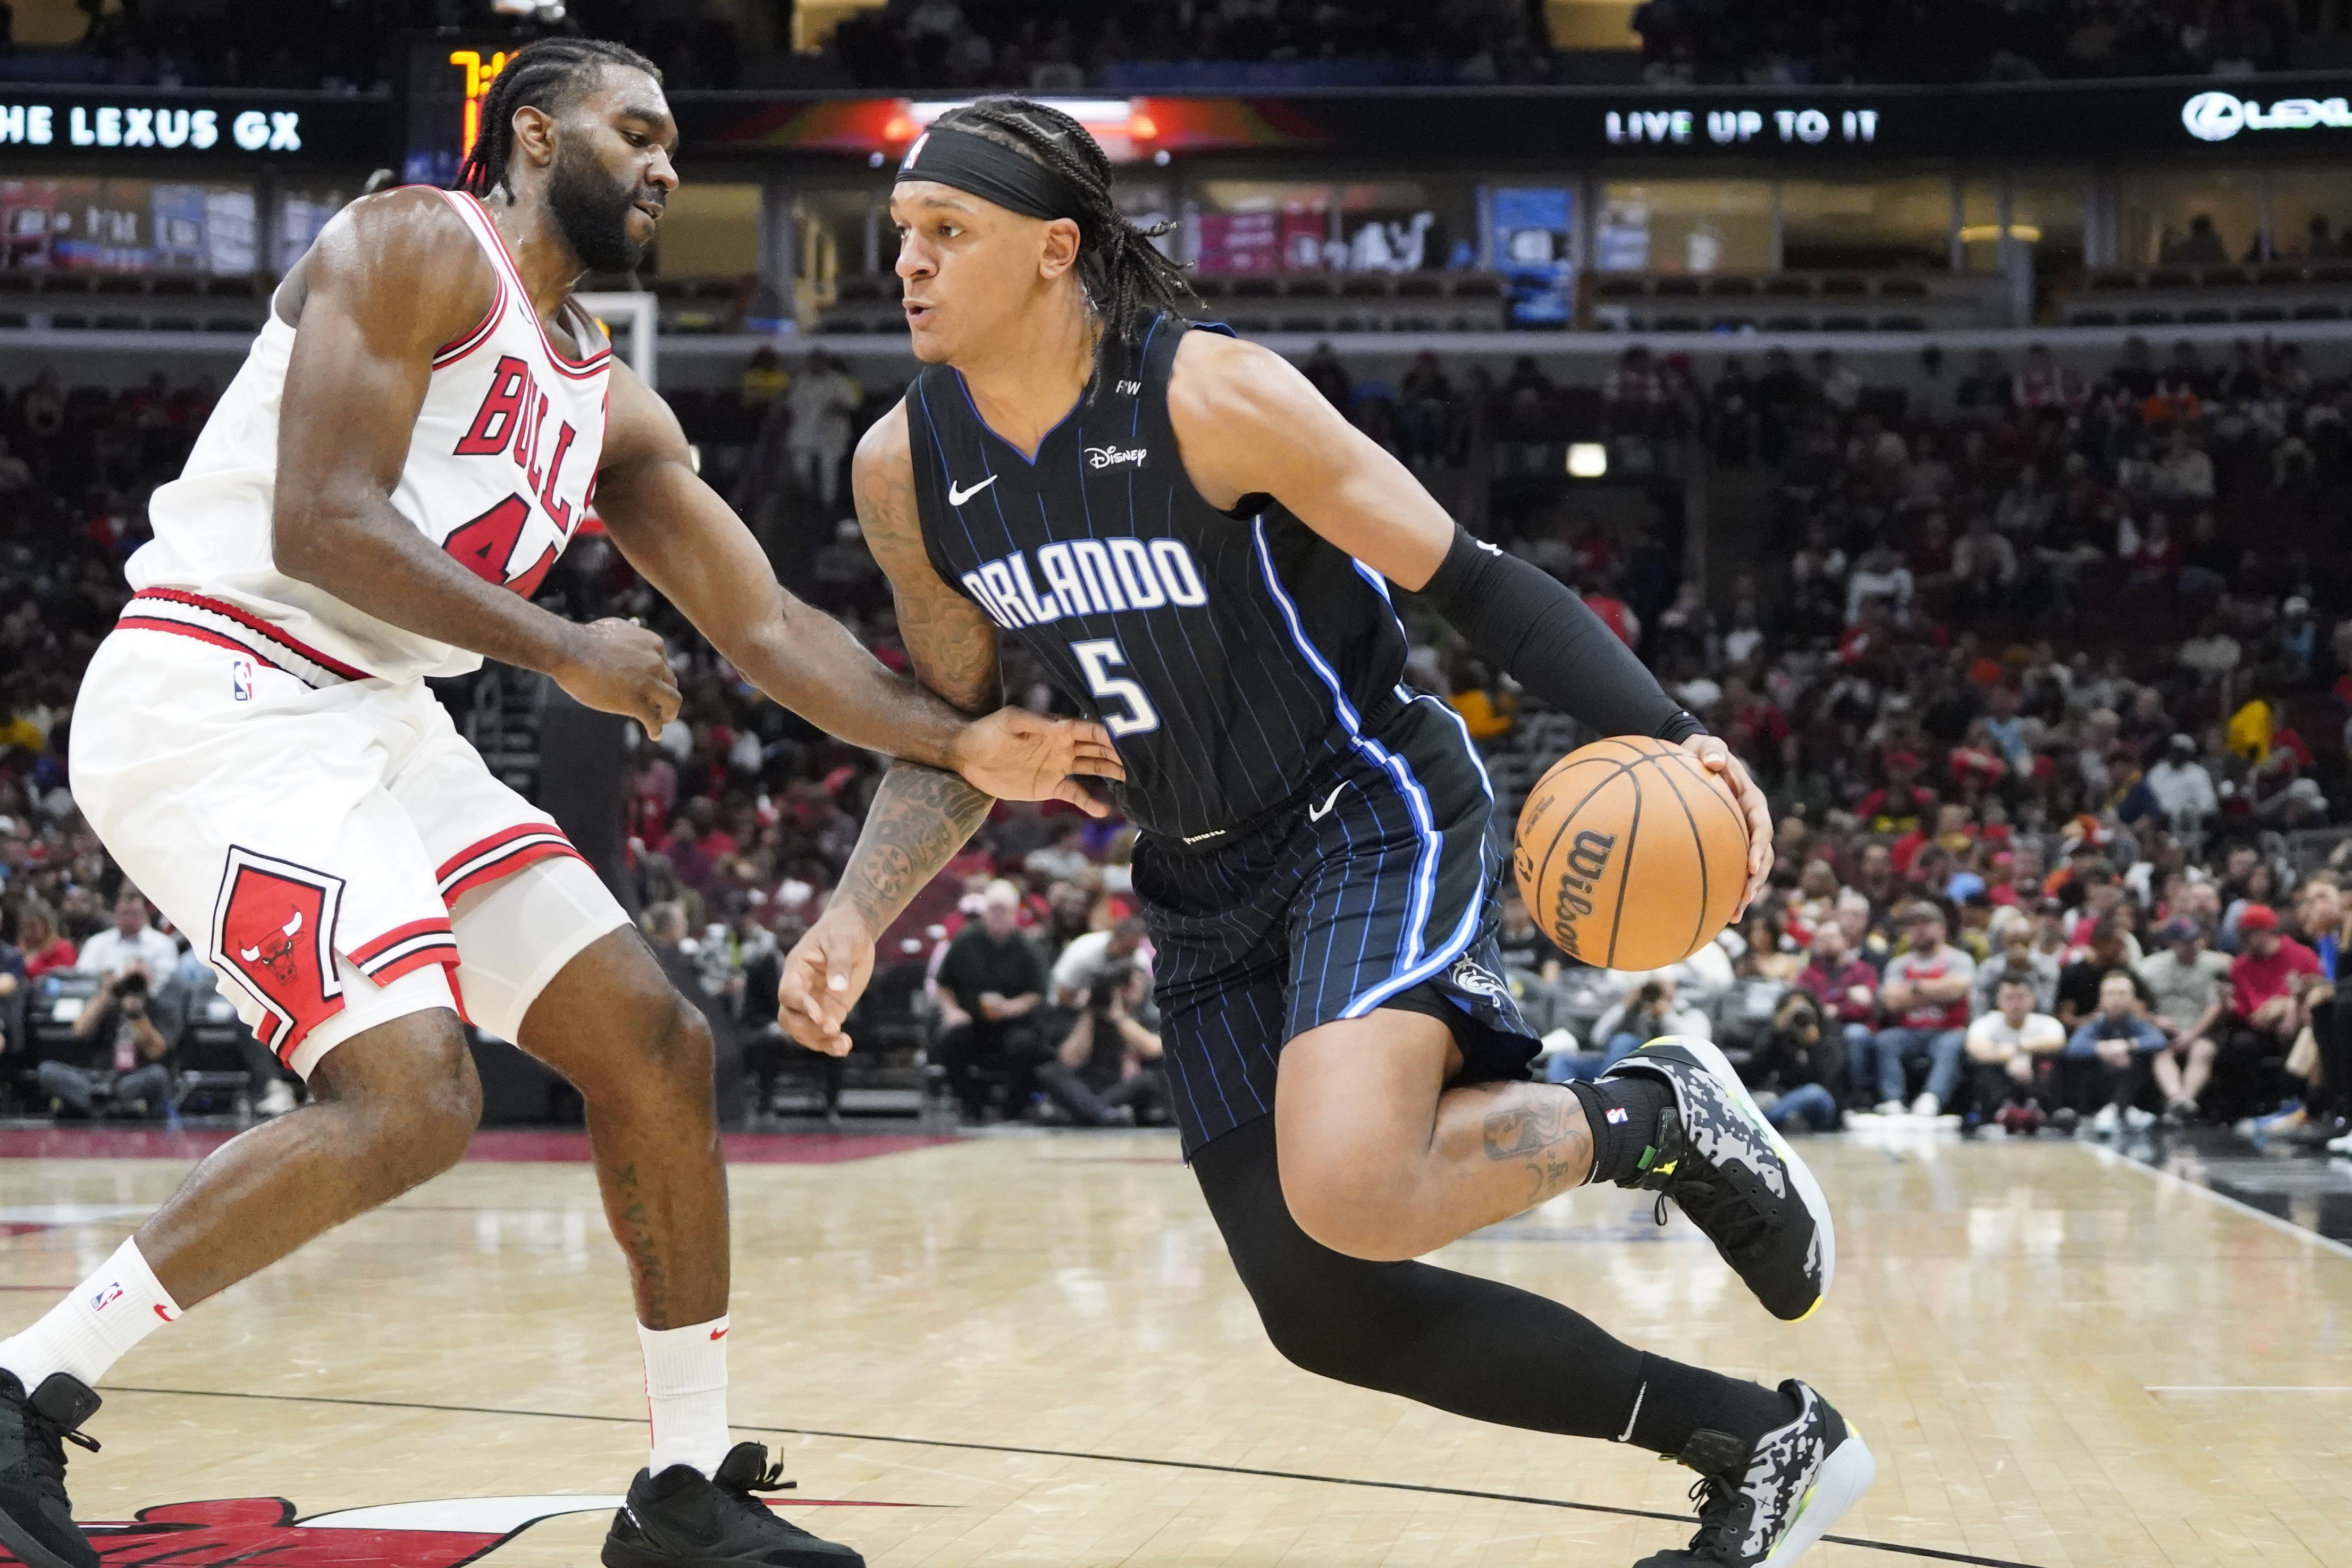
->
[2181,91,2244,141]
[2182,89,2352,141]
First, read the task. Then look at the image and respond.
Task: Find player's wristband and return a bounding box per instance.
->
[1417,526,1699,741]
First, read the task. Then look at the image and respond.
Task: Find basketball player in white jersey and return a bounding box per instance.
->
[0,39,1119,1568]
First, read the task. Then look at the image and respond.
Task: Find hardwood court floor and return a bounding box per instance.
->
[4,1129,2351,1568]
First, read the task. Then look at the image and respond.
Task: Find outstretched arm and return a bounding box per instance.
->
[595,360,1121,807]
[1167,330,1770,912]
[775,403,1013,1054]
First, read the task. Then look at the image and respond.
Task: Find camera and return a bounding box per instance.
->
[1085,959,1137,1016]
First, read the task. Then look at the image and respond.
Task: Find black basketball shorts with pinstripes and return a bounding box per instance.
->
[1131,696,1541,1157]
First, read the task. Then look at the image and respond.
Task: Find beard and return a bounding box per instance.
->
[547,138,651,274]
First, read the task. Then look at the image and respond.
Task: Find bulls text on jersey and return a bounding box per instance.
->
[443,353,595,597]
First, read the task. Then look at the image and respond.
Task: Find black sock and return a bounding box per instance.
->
[1567,1075,1675,1186]
[1626,1354,1801,1457]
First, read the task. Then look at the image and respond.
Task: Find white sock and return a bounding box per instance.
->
[0,1236,181,1391]
[640,1316,732,1478]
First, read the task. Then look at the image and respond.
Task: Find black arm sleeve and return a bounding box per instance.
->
[1415,526,1703,743]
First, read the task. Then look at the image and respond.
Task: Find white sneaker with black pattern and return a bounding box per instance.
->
[1633,1380,1875,1568]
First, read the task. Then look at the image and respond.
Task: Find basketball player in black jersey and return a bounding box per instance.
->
[779,100,1875,1567]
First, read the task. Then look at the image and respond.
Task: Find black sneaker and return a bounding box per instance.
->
[1634,1380,1875,1568]
[1602,1038,1835,1321]
[602,1442,865,1568]
[0,1370,100,1568]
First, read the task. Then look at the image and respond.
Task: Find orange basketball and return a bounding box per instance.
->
[1513,735,1750,972]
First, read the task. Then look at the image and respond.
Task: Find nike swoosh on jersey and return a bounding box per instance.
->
[1307,784,1346,821]
[947,475,997,505]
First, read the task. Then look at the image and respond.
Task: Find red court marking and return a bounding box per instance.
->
[0,1495,930,1568]
[0,1129,959,1164]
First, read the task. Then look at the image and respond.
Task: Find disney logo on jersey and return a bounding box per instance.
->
[1085,444,1147,470]
[957,538,1208,631]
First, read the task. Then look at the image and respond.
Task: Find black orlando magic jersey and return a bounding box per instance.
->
[908,315,1409,842]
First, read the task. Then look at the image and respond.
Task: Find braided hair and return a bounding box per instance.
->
[930,97,1196,362]
[455,37,662,200]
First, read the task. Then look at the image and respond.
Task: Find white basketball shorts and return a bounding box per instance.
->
[71,596,631,1077]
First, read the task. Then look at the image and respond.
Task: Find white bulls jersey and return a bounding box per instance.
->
[127,188,610,685]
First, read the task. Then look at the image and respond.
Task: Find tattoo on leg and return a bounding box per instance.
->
[1481,1088,1595,1207]
[609,1159,669,1326]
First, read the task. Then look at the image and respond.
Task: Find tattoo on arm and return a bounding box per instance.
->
[828,407,1005,934]
[1481,1088,1596,1207]
[836,762,993,934]
[856,418,1003,715]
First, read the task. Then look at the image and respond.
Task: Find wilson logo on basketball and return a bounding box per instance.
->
[1513,735,1749,971]
[1550,830,1617,956]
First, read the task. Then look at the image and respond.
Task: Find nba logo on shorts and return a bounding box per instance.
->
[231,657,255,702]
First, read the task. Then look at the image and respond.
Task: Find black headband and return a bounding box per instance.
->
[895,124,1078,222]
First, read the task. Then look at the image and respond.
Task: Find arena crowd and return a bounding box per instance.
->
[2,325,2349,1150]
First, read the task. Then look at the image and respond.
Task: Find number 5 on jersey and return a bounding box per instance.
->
[1070,638,1160,737]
